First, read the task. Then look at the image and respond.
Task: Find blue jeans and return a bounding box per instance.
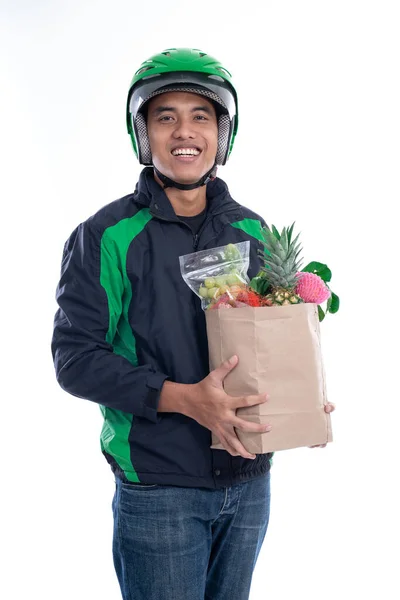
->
[112,472,271,600]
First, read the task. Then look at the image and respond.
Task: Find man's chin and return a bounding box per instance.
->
[155,164,213,185]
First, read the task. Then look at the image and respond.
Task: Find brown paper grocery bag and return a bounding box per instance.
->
[205,303,332,454]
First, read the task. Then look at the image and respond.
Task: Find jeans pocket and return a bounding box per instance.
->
[120,481,159,489]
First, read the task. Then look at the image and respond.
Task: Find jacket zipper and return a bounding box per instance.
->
[151,212,200,249]
[194,206,239,250]
[150,205,240,251]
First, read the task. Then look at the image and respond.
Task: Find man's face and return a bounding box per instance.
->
[146,91,218,184]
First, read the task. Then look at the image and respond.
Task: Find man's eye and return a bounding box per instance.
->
[157,115,208,122]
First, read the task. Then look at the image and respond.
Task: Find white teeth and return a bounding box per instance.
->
[172,148,200,156]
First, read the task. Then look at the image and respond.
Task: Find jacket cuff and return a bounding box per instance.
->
[142,372,170,423]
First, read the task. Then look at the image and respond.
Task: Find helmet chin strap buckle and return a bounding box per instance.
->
[153,163,217,191]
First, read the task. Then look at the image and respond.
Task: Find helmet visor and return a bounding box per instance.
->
[128,71,237,121]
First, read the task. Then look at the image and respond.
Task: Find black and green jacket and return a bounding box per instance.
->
[52,167,273,489]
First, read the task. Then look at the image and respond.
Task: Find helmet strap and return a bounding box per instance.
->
[153,163,217,191]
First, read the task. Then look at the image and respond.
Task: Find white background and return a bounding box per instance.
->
[1,1,399,599]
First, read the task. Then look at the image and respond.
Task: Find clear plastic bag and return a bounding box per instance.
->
[179,241,250,310]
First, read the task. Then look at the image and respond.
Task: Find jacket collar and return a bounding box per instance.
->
[134,167,243,222]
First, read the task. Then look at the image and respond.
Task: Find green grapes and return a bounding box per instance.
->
[204,277,216,289]
[224,244,241,261]
[207,287,219,298]
[215,275,227,287]
[199,286,209,298]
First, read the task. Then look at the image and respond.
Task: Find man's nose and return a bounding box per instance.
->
[172,117,196,139]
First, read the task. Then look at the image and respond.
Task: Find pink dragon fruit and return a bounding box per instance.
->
[295,272,331,304]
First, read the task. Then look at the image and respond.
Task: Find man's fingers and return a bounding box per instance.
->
[211,355,238,384]
[232,418,272,434]
[219,431,256,460]
[231,393,269,410]
[219,437,240,457]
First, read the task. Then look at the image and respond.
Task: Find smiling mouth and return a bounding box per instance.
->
[171,147,202,157]
[172,155,201,163]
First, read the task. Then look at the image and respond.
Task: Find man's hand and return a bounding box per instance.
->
[182,355,272,460]
[309,402,336,448]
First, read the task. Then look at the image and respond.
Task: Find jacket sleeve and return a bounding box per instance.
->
[51,219,169,422]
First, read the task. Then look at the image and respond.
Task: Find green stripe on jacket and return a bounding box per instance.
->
[230,217,264,242]
[99,208,153,482]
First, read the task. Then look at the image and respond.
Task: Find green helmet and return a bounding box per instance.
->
[126,48,238,166]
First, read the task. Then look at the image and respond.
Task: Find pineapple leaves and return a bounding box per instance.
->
[271,225,281,240]
[250,276,272,296]
[290,232,301,248]
[302,261,332,282]
[287,222,296,245]
[268,222,297,248]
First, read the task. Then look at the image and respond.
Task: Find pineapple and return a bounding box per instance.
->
[258,223,304,306]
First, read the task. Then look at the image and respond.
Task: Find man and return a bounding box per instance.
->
[52,48,335,600]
